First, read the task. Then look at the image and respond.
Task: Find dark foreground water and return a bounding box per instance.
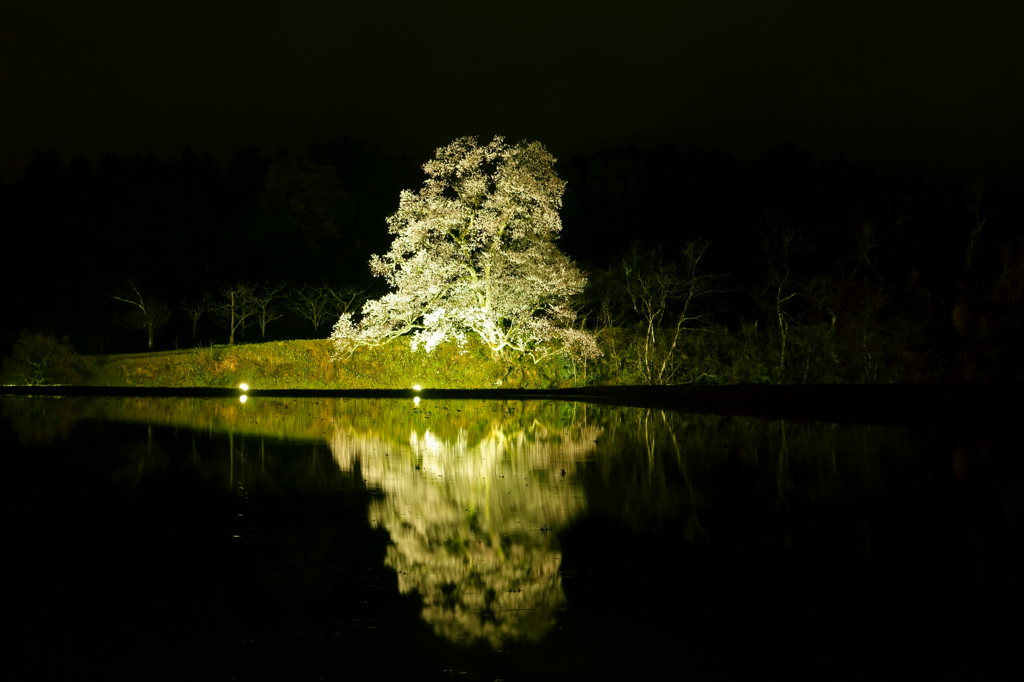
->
[2,395,1022,680]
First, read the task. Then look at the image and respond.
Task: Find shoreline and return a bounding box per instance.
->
[4,383,1022,428]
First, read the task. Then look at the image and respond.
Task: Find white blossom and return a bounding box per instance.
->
[330,136,599,363]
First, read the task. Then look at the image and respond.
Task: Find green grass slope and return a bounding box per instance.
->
[73,337,583,389]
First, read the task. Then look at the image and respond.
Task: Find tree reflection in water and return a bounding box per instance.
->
[329,401,600,648]
[6,393,1021,676]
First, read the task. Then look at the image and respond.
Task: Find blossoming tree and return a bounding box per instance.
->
[330,135,598,363]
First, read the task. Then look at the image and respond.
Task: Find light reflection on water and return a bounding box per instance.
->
[2,395,1021,678]
[330,406,597,648]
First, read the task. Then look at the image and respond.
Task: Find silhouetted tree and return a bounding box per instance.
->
[111,281,172,350]
[759,214,806,379]
[290,282,364,333]
[249,282,288,339]
[208,283,257,344]
[2,332,84,385]
[622,240,722,384]
[181,298,209,342]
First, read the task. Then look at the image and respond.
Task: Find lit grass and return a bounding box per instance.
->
[79,337,580,389]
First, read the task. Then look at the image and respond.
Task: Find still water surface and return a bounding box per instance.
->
[2,395,1021,679]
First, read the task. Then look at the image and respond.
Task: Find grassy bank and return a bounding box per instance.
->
[2,336,587,389]
[4,320,989,389]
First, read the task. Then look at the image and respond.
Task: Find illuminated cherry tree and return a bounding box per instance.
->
[331,135,598,362]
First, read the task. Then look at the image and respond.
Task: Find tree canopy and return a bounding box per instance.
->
[330,135,598,362]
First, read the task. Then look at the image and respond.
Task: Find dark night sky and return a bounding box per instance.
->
[3,0,1022,184]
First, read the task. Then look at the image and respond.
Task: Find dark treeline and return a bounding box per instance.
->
[1,137,419,353]
[2,136,1022,383]
[562,144,1024,383]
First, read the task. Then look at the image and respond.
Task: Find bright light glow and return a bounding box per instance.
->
[239,383,250,391]
[413,396,421,407]
[239,394,248,404]
[412,384,422,391]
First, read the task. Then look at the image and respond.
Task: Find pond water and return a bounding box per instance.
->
[2,395,1021,680]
